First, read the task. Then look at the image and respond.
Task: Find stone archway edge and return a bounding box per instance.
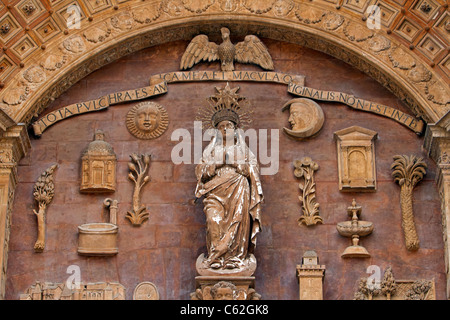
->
[31,70,424,136]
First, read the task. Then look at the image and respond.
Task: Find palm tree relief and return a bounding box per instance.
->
[391,155,427,251]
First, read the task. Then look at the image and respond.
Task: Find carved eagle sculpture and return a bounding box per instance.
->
[180,27,274,71]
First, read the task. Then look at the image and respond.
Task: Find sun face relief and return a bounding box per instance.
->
[136,104,159,132]
[126,102,169,139]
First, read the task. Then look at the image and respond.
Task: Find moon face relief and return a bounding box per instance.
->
[126,102,169,140]
[282,98,324,139]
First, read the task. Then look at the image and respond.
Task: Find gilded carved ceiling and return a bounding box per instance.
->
[0,0,448,129]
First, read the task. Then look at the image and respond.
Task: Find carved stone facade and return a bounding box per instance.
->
[0,13,448,300]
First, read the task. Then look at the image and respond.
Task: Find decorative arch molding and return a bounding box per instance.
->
[0,0,448,129]
[0,0,450,300]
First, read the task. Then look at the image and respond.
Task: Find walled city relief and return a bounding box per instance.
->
[20,281,126,300]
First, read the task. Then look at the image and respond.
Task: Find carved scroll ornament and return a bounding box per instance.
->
[391,155,427,251]
[33,164,58,252]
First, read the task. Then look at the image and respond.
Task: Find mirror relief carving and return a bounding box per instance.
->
[133,282,160,300]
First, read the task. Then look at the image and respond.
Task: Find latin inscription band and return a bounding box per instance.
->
[287,83,424,134]
[32,71,423,135]
[32,82,168,135]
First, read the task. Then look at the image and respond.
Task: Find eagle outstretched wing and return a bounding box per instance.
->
[180,35,219,70]
[235,35,274,70]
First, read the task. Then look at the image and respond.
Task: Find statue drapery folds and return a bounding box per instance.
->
[194,84,263,273]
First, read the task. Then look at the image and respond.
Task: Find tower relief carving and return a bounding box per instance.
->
[282,98,324,139]
[80,130,117,193]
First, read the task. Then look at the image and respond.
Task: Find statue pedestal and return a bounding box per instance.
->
[195,253,257,277]
[191,276,260,300]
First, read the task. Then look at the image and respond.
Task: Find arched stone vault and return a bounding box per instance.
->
[0,0,448,127]
[0,0,449,299]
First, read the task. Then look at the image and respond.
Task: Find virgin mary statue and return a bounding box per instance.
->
[195,85,263,272]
